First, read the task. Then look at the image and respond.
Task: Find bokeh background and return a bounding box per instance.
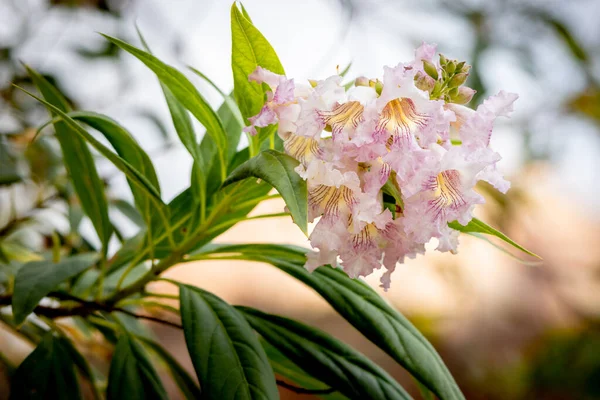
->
[1,0,599,398]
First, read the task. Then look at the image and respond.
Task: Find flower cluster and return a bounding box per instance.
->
[244,43,517,289]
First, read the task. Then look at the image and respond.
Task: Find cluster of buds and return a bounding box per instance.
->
[416,54,476,105]
[243,43,517,289]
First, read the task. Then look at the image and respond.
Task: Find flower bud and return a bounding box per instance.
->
[369,79,383,95]
[415,71,436,92]
[453,86,476,104]
[439,53,447,65]
[448,72,468,88]
[455,61,465,71]
[445,61,456,75]
[422,60,438,80]
[355,76,369,87]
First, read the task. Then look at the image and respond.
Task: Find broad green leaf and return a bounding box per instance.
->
[101,34,229,179]
[260,339,348,400]
[12,253,98,325]
[10,332,82,400]
[107,334,168,400]
[138,337,202,400]
[196,244,465,400]
[222,149,307,234]
[179,285,278,400]
[25,66,112,254]
[231,3,285,122]
[448,217,541,259]
[241,307,411,400]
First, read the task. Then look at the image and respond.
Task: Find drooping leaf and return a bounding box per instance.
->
[138,337,202,400]
[231,3,285,122]
[9,332,82,400]
[241,307,412,400]
[25,65,112,255]
[448,217,541,259]
[66,111,162,230]
[107,334,168,400]
[12,254,98,325]
[196,243,465,400]
[222,149,307,234]
[179,285,278,400]
[15,88,164,205]
[101,34,229,179]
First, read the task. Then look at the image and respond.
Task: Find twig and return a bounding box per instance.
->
[0,293,182,329]
[276,379,336,395]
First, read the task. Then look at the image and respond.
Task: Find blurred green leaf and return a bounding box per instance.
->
[223,149,307,234]
[25,65,112,255]
[231,3,285,123]
[12,253,98,325]
[9,332,83,400]
[449,218,540,259]
[241,307,412,400]
[101,34,229,180]
[112,199,145,229]
[107,334,168,400]
[0,138,22,185]
[15,88,168,221]
[179,284,278,400]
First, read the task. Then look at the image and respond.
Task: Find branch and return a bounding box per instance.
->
[276,379,336,395]
[0,293,182,329]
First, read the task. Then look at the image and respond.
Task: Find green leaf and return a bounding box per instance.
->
[66,111,162,229]
[222,149,307,234]
[260,339,348,399]
[448,217,541,259]
[12,254,98,325]
[231,3,285,122]
[107,333,168,400]
[196,244,465,400]
[25,65,112,255]
[112,199,145,229]
[241,307,412,400]
[138,337,202,400]
[101,34,229,180]
[179,284,278,400]
[16,88,164,205]
[9,332,82,400]
[61,336,102,400]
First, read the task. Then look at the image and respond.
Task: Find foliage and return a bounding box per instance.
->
[0,2,540,399]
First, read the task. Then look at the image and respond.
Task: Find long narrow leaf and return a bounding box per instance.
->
[449,218,540,259]
[197,243,465,400]
[25,66,112,255]
[101,34,229,179]
[241,307,412,400]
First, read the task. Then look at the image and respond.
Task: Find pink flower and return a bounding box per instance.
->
[246,46,516,288]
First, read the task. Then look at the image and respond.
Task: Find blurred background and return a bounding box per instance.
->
[1,0,599,398]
